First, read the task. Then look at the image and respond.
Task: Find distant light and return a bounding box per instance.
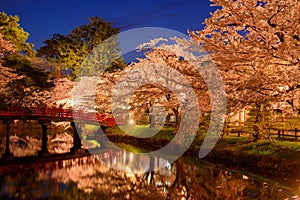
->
[242,175,249,180]
[129,119,135,124]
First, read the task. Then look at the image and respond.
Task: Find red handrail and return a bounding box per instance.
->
[0,107,122,127]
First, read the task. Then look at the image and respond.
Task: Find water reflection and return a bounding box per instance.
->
[93,148,172,173]
[0,149,299,199]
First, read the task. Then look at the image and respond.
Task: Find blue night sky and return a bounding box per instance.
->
[0,0,216,50]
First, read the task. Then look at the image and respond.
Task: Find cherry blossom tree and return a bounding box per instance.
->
[94,36,225,135]
[0,33,22,109]
[36,78,74,108]
[189,0,300,140]
[190,0,300,111]
[0,33,15,56]
[0,33,54,108]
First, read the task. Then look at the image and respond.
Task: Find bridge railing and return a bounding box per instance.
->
[0,107,122,127]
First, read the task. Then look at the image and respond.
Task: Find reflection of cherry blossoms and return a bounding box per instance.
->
[37,154,176,199]
[1,154,295,199]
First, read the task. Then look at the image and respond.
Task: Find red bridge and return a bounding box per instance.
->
[0,107,126,160]
[0,107,120,127]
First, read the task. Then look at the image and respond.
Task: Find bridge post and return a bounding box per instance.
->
[38,120,50,156]
[70,122,82,154]
[2,119,13,160]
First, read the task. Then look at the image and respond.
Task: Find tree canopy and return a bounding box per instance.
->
[190,0,300,113]
[0,12,35,56]
[187,0,300,140]
[0,32,53,108]
[38,17,126,79]
[1,54,54,107]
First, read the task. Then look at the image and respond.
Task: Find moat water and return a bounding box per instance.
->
[0,145,299,200]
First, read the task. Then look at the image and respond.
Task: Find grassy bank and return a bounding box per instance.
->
[105,125,175,141]
[215,135,300,161]
[83,124,300,165]
[99,125,300,162]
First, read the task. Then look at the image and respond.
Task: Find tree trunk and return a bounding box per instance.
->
[172,107,181,134]
[252,104,262,142]
[149,114,155,128]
